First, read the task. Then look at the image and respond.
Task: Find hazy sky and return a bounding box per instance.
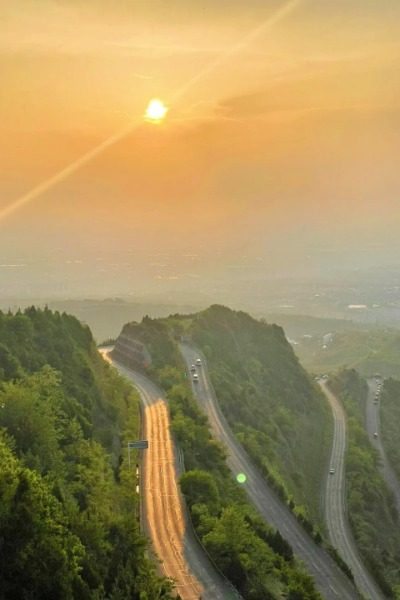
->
[1,0,399,297]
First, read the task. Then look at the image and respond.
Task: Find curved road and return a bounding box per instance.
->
[103,351,238,600]
[181,343,360,600]
[365,379,400,514]
[320,381,384,600]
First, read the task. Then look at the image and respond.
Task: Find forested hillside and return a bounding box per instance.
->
[379,378,400,482]
[189,305,331,523]
[0,307,174,599]
[329,369,400,598]
[113,312,323,599]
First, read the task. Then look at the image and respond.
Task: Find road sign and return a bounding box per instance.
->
[128,440,149,450]
[127,440,148,468]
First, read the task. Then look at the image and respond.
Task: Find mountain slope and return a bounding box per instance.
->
[381,377,400,482]
[112,311,324,600]
[0,307,174,599]
[189,305,331,522]
[329,369,400,598]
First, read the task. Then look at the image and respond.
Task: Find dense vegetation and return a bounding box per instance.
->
[380,378,400,482]
[188,305,331,523]
[329,369,400,598]
[170,382,322,600]
[0,307,174,599]
[114,313,323,600]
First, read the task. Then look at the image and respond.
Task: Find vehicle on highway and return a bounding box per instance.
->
[374,432,378,438]
[374,399,379,404]
[190,364,196,372]
[329,468,335,475]
[193,373,199,383]
[196,358,202,366]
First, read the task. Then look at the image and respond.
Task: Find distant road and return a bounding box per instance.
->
[181,343,360,600]
[320,381,384,600]
[103,351,238,600]
[365,379,400,514]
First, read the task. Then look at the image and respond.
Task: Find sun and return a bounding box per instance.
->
[144,99,168,123]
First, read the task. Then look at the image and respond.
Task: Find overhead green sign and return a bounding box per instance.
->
[128,440,149,450]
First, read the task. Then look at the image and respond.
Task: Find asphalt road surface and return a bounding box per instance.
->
[365,379,400,514]
[103,351,239,600]
[181,343,361,600]
[320,381,384,600]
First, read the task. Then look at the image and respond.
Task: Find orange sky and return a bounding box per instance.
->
[1,0,400,295]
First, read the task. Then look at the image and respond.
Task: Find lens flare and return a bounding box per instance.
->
[236,473,247,484]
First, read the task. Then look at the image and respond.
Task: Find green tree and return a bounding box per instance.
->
[0,367,65,475]
[180,469,220,509]
[0,342,21,380]
[0,433,84,599]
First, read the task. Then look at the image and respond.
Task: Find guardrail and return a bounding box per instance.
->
[109,353,242,599]
[173,443,244,600]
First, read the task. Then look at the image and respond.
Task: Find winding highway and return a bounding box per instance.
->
[319,381,384,600]
[102,351,238,600]
[181,343,360,600]
[365,379,400,514]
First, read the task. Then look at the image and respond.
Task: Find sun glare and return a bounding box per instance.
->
[145,99,168,123]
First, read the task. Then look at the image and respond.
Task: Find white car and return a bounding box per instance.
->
[190,364,196,373]
[193,373,199,383]
[196,358,202,366]
[329,468,335,475]
[373,432,378,438]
